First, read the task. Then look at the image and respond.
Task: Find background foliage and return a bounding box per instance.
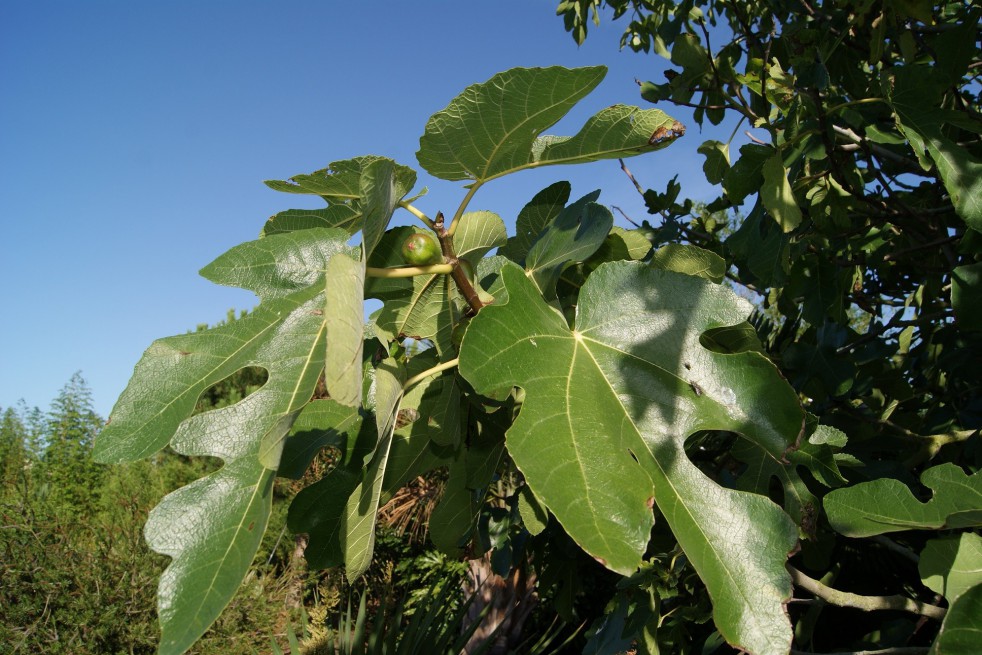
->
[1,365,469,654]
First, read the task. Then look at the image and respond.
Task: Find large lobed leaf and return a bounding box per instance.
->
[458,261,802,655]
[417,66,682,184]
[91,226,370,655]
[825,463,982,537]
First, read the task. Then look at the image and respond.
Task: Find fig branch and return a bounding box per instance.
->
[433,211,486,315]
[787,565,946,621]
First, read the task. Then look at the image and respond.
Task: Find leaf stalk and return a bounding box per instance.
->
[403,357,459,392]
[366,264,454,278]
[447,184,481,236]
[398,201,435,229]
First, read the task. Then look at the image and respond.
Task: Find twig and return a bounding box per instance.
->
[831,125,925,175]
[398,201,436,229]
[882,235,960,261]
[619,159,645,196]
[745,131,768,145]
[611,205,642,228]
[696,18,720,84]
[788,565,946,621]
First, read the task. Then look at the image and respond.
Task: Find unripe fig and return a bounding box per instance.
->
[400,232,443,266]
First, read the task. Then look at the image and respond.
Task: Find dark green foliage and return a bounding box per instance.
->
[557,1,981,652]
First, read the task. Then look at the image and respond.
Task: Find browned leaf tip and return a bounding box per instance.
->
[649,120,686,145]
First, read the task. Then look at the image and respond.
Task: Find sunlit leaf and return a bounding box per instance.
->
[325,253,365,407]
[459,261,801,655]
[525,194,612,297]
[929,582,982,655]
[920,533,982,603]
[650,243,726,283]
[264,156,415,202]
[586,227,654,267]
[343,363,402,579]
[825,464,982,537]
[93,227,355,655]
[517,484,549,536]
[261,206,360,237]
[262,156,417,239]
[418,66,606,182]
[453,210,508,265]
[417,66,681,184]
[760,152,802,232]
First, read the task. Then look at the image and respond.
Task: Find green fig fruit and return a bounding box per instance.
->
[400,232,443,266]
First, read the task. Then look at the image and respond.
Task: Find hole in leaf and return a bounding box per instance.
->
[767,474,785,507]
[683,430,740,481]
[378,469,448,545]
[293,445,343,487]
[194,366,269,415]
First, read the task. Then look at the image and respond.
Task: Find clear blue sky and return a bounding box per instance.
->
[1,1,735,418]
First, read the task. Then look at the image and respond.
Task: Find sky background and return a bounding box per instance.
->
[1,1,740,418]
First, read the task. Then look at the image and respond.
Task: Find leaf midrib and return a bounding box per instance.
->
[576,334,788,652]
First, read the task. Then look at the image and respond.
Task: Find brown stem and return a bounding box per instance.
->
[611,205,642,229]
[619,159,645,196]
[434,211,486,315]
